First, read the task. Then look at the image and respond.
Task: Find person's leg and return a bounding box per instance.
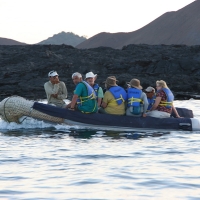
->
[146,110,170,118]
[48,103,56,107]
[126,107,142,117]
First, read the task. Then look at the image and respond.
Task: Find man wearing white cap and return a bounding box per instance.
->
[85,72,104,107]
[44,70,68,107]
[66,72,98,113]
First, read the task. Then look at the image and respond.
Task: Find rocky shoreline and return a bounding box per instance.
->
[0,44,200,101]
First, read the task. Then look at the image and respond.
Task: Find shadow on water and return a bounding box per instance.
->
[68,128,171,140]
[0,128,54,137]
[0,127,171,140]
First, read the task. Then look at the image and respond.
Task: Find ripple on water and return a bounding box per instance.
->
[0,100,200,199]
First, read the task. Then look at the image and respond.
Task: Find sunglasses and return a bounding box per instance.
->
[146,91,154,93]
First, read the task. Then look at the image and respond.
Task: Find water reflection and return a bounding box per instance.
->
[68,129,171,140]
[0,128,171,140]
[0,100,200,199]
[0,128,200,199]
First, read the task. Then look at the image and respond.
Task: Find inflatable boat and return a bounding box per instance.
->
[0,96,200,131]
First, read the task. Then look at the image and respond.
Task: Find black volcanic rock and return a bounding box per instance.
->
[0,44,200,101]
[37,32,87,46]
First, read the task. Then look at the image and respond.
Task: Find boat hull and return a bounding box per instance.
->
[0,96,199,131]
[33,102,196,131]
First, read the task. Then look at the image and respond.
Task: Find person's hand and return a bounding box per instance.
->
[51,77,60,84]
[143,113,147,117]
[52,80,60,84]
[66,103,71,108]
[68,107,75,111]
[51,94,58,98]
[54,80,60,84]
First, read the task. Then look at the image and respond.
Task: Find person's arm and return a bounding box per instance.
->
[97,98,102,107]
[101,91,109,108]
[44,82,60,96]
[97,87,104,107]
[172,105,181,118]
[57,82,68,100]
[67,83,82,110]
[142,93,149,117]
[69,95,78,110]
[101,101,107,108]
[150,97,161,111]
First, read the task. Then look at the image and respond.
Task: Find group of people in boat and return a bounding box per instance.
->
[44,70,181,118]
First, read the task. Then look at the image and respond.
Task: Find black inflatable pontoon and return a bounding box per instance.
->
[33,102,198,131]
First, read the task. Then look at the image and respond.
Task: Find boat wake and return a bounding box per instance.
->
[0,116,78,130]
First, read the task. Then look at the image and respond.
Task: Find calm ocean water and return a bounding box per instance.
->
[0,99,200,200]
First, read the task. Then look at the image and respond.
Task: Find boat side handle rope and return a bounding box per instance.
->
[20,107,33,123]
[3,97,11,123]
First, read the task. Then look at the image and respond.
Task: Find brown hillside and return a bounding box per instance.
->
[0,37,27,45]
[77,0,200,49]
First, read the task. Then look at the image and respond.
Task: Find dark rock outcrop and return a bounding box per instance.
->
[0,44,200,101]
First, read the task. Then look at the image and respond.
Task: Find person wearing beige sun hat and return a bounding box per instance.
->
[85,72,104,107]
[99,76,127,115]
[126,78,148,117]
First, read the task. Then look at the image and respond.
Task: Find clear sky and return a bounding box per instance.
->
[0,0,195,44]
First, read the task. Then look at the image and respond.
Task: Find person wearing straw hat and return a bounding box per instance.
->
[99,76,127,115]
[126,79,148,117]
[144,86,156,112]
[44,70,68,108]
[85,72,104,107]
[66,72,98,113]
[146,80,181,118]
